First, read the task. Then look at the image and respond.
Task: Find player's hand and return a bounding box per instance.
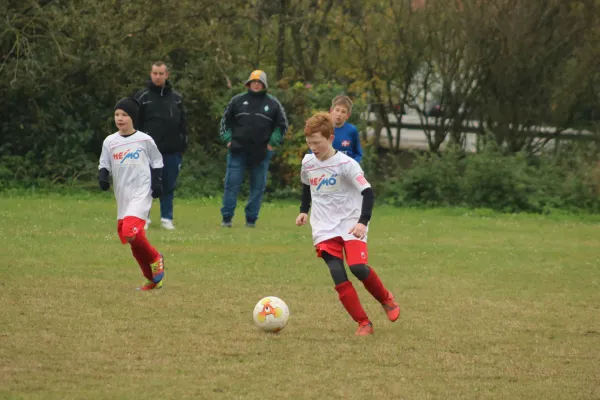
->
[227,142,231,148]
[267,144,273,151]
[348,223,367,239]
[296,213,308,226]
[151,184,163,199]
[98,168,110,191]
[98,179,110,191]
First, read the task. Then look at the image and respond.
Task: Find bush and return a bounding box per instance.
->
[399,147,465,207]
[390,141,600,213]
[461,145,537,212]
[176,144,227,199]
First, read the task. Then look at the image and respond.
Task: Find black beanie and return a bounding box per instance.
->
[114,97,139,126]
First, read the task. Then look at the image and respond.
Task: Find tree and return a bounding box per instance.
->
[472,0,598,153]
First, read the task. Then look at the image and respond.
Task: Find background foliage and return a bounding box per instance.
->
[2,0,600,212]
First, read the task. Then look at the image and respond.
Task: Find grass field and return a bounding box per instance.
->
[1,194,599,399]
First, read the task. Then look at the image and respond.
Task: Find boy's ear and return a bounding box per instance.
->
[329,107,333,113]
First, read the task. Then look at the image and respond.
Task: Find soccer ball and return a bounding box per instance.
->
[252,296,290,333]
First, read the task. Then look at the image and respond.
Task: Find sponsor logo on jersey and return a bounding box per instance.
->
[113,148,143,164]
[310,173,338,191]
[341,140,350,147]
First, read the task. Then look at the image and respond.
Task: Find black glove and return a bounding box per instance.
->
[150,167,163,198]
[98,168,110,191]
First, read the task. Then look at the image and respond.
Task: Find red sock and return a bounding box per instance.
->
[129,232,160,265]
[361,267,389,303]
[131,246,153,281]
[335,281,369,324]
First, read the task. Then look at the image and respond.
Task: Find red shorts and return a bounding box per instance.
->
[315,237,368,265]
[117,216,146,244]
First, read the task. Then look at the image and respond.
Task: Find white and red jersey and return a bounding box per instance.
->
[98,131,163,220]
[300,151,371,245]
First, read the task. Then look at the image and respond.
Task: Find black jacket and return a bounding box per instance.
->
[220,90,288,165]
[135,80,187,154]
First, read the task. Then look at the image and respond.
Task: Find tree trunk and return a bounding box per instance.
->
[276,0,288,81]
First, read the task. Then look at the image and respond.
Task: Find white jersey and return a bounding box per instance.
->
[300,151,371,245]
[98,131,164,220]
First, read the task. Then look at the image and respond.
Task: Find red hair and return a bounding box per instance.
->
[304,112,334,139]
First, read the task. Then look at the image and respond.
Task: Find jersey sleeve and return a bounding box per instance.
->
[300,154,311,185]
[147,138,164,169]
[98,139,112,172]
[345,159,371,192]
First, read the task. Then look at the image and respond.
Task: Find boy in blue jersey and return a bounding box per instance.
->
[330,95,363,163]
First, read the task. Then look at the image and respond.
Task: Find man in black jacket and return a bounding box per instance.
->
[135,61,187,230]
[219,70,288,228]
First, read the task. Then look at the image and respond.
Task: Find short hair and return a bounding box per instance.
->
[151,61,169,72]
[304,112,334,139]
[331,95,353,113]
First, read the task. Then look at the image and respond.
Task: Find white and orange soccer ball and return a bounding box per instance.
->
[252,296,290,333]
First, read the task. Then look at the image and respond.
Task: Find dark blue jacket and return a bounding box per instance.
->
[135,80,187,154]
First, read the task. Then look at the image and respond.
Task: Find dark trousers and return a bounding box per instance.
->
[160,152,182,220]
[221,150,273,222]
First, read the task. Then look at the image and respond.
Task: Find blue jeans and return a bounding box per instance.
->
[221,150,273,222]
[160,152,182,220]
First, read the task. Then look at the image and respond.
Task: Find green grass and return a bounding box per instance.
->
[1,194,599,399]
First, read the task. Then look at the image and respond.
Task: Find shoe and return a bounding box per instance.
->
[245,221,256,228]
[382,292,400,322]
[355,321,374,336]
[161,218,175,230]
[137,279,163,291]
[144,219,151,231]
[149,254,165,283]
[221,219,232,228]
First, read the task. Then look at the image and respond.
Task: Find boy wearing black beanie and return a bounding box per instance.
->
[98,97,167,291]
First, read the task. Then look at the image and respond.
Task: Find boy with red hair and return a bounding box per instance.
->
[296,112,400,336]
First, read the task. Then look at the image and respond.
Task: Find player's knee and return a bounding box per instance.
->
[327,265,348,286]
[323,253,348,285]
[349,264,371,280]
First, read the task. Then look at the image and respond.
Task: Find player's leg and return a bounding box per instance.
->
[159,152,182,230]
[245,150,272,227]
[118,217,153,283]
[321,251,349,286]
[345,240,400,322]
[221,151,246,226]
[317,238,372,335]
[131,246,153,282]
[121,216,164,290]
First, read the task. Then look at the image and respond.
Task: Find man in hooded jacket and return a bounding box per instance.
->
[219,70,288,228]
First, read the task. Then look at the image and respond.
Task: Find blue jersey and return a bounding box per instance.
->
[332,123,363,163]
